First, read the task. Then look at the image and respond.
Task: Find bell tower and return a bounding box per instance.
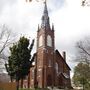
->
[36,1,55,88]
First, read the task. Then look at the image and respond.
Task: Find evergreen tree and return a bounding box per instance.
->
[5,36,34,90]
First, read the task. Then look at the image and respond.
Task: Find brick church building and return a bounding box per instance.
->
[23,1,71,89]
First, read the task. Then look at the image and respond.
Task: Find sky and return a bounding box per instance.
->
[0,0,90,77]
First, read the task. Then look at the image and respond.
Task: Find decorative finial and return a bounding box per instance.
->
[52,23,54,31]
[38,24,40,31]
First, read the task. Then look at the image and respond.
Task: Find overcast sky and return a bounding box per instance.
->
[0,0,90,76]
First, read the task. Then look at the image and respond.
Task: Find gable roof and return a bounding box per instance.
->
[55,49,71,70]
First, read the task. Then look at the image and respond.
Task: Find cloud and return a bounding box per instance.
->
[0,0,17,14]
[48,0,66,12]
[0,0,90,74]
[49,0,90,71]
[50,0,90,52]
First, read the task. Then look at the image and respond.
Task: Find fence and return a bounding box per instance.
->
[0,82,16,90]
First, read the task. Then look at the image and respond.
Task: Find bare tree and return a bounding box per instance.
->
[76,37,90,65]
[0,24,16,73]
[73,37,90,89]
[0,24,16,56]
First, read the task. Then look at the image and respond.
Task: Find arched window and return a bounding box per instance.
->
[39,35,43,47]
[31,69,34,79]
[55,62,58,74]
[48,59,52,67]
[38,60,42,67]
[47,35,52,47]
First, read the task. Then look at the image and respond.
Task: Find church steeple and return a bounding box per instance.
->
[36,0,55,88]
[41,0,50,29]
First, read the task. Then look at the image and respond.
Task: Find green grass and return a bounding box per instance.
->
[19,89,34,90]
[19,88,49,90]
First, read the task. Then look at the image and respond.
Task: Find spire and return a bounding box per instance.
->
[43,0,48,16]
[41,0,50,29]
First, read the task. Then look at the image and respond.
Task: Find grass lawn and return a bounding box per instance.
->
[19,88,49,90]
[19,89,33,90]
[19,89,35,90]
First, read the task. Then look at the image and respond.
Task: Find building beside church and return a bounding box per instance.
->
[23,1,71,89]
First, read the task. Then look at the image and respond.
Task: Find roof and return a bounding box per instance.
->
[55,49,71,70]
[58,72,70,79]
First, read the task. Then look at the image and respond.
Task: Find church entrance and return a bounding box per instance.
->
[47,75,52,86]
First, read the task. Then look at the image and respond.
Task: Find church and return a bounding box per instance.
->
[23,1,71,89]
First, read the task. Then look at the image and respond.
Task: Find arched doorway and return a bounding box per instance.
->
[47,75,52,86]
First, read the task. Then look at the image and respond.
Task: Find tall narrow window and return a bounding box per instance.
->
[48,59,52,67]
[31,69,34,79]
[38,60,42,67]
[55,62,58,74]
[39,35,43,47]
[47,35,52,47]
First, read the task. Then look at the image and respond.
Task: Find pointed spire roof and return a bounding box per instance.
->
[43,0,48,16]
[41,0,50,29]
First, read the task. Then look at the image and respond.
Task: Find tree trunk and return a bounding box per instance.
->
[28,72,30,88]
[16,76,19,90]
[21,78,23,88]
[83,78,85,90]
[10,76,13,82]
